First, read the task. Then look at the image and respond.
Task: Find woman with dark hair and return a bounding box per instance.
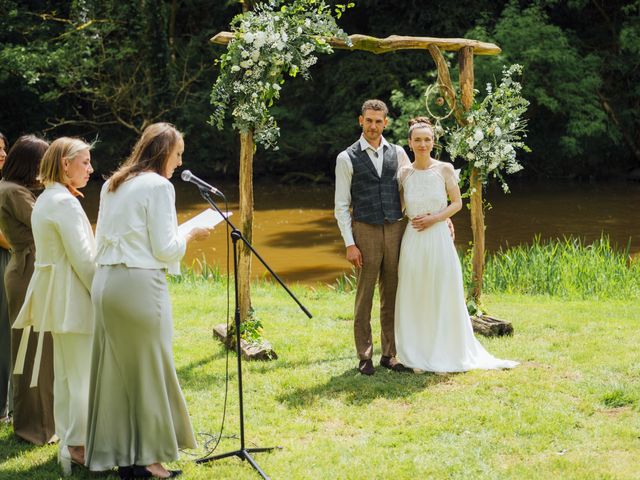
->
[0,134,56,444]
[394,118,518,373]
[0,131,13,423]
[86,123,210,479]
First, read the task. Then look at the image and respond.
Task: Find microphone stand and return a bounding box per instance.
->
[194,187,312,480]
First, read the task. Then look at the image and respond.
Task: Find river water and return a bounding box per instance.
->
[80,179,640,285]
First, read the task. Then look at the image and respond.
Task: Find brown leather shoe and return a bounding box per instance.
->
[358,359,375,375]
[380,356,407,372]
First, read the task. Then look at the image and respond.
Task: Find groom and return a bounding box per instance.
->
[334,99,410,375]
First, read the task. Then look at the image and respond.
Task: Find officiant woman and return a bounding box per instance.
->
[85,122,210,479]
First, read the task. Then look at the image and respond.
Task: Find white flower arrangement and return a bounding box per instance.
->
[210,0,353,150]
[446,64,530,192]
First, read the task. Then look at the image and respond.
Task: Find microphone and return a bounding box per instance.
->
[181,170,225,198]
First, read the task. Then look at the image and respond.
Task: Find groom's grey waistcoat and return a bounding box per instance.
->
[348,140,403,225]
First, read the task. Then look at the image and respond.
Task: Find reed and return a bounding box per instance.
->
[462,235,640,299]
[327,267,357,293]
[171,256,223,283]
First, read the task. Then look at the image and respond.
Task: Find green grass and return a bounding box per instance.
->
[1,278,639,479]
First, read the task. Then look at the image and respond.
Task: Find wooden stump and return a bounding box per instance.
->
[471,315,514,337]
[213,324,278,361]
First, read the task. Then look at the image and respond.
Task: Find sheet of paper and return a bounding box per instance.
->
[178,208,231,237]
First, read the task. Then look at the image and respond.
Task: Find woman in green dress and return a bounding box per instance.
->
[86,123,210,479]
[0,134,55,444]
[0,131,12,423]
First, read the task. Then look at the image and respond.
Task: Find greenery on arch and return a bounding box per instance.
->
[390,64,530,194]
[209,0,353,150]
[446,64,530,193]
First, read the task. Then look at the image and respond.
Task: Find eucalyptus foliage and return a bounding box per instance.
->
[447,64,530,193]
[210,0,352,149]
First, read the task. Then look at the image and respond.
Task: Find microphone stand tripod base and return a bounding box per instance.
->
[196,447,276,480]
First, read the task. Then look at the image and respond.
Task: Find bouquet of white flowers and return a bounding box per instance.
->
[446,64,530,192]
[210,0,352,150]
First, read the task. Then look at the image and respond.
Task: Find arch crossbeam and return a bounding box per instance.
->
[211,32,501,56]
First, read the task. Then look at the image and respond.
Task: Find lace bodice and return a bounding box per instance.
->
[399,166,449,219]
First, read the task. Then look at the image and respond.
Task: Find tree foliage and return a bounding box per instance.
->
[0,0,233,173]
[209,0,352,149]
[0,0,638,179]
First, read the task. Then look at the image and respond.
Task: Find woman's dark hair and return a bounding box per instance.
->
[0,131,8,179]
[407,116,435,140]
[108,122,182,192]
[2,135,49,187]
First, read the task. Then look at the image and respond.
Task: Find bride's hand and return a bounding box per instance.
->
[411,214,438,231]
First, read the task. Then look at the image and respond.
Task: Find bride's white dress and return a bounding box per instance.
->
[395,165,518,372]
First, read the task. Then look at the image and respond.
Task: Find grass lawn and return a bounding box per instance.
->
[1,281,639,479]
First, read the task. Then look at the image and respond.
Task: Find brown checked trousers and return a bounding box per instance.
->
[352,219,405,361]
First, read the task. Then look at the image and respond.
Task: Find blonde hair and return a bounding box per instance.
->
[108,122,182,192]
[39,137,92,186]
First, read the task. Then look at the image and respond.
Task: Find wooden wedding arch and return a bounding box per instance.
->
[211,31,509,335]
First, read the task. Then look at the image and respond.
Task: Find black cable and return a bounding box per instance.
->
[181,196,233,461]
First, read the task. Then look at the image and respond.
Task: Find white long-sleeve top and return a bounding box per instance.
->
[13,182,96,386]
[334,135,410,246]
[14,182,96,334]
[95,172,186,275]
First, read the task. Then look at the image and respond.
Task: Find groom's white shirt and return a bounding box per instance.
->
[334,135,410,247]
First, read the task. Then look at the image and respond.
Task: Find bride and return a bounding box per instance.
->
[394,117,518,373]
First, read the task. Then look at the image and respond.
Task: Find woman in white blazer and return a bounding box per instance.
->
[86,123,210,480]
[13,137,95,474]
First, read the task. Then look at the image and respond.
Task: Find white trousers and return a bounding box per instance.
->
[52,332,92,446]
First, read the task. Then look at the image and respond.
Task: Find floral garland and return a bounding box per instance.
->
[446,64,530,193]
[210,0,352,150]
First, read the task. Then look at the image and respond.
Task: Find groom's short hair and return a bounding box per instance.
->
[361,99,388,117]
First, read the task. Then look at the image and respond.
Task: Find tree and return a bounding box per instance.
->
[467,1,638,177]
[0,0,231,171]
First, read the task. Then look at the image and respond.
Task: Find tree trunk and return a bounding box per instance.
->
[168,0,177,62]
[238,131,254,322]
[469,168,485,303]
[458,46,474,111]
[427,45,464,125]
[458,47,485,304]
[599,93,640,165]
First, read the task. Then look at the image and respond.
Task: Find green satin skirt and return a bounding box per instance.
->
[86,265,196,471]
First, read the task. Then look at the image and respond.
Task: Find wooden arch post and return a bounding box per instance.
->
[458,46,485,304]
[238,130,254,322]
[211,32,509,334]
